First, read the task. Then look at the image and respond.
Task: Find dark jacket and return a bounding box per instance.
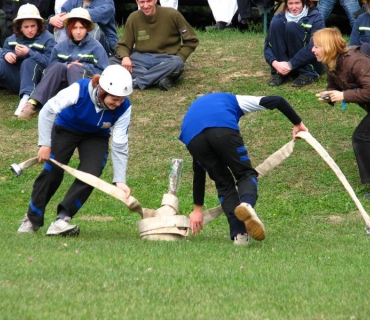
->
[61,0,118,52]
[327,46,370,112]
[350,11,370,46]
[2,29,56,68]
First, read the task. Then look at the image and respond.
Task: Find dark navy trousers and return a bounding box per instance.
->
[188,127,258,239]
[352,112,370,184]
[268,18,321,77]
[27,125,109,227]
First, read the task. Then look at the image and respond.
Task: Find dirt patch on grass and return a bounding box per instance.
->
[327,215,345,223]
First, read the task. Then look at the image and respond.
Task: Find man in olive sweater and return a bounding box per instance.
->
[109,0,199,91]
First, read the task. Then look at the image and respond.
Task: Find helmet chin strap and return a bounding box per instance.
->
[94,85,109,110]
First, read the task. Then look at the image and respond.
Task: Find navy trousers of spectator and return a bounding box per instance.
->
[31,62,91,106]
[187,128,259,239]
[268,19,322,77]
[27,125,109,228]
[352,112,370,184]
[237,0,253,19]
[0,57,43,98]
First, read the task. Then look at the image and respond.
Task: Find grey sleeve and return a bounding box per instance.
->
[38,102,57,147]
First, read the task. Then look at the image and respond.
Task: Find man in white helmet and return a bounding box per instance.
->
[17,65,133,236]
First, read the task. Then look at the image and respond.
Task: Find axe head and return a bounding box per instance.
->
[10,163,23,177]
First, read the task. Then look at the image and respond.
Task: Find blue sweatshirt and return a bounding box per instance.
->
[2,30,56,68]
[55,78,130,137]
[350,11,370,46]
[50,34,109,75]
[179,93,302,147]
[62,0,118,52]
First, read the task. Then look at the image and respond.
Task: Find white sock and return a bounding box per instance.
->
[14,94,30,116]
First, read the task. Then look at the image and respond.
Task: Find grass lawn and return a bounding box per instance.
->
[1,29,370,319]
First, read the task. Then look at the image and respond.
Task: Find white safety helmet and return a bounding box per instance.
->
[13,4,44,23]
[99,65,133,97]
[63,7,95,32]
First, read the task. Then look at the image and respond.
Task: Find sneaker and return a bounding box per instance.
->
[268,74,287,86]
[291,75,318,87]
[18,102,37,120]
[234,203,266,241]
[14,100,26,116]
[158,77,174,91]
[46,217,80,236]
[17,214,39,233]
[233,233,251,245]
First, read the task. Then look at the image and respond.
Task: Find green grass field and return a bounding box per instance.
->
[1,29,370,319]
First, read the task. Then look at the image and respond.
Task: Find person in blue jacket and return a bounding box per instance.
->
[18,7,109,120]
[0,4,56,116]
[57,0,118,56]
[350,0,370,46]
[17,65,133,236]
[264,0,324,87]
[179,93,308,245]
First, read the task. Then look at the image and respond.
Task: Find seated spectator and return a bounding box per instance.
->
[317,0,361,28]
[18,7,109,119]
[350,0,370,45]
[264,0,324,87]
[49,0,118,56]
[0,4,55,116]
[110,0,199,91]
[2,0,51,41]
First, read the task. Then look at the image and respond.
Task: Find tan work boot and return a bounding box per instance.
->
[18,102,37,120]
[234,203,265,241]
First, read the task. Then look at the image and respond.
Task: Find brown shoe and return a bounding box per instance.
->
[234,203,266,241]
[18,102,37,120]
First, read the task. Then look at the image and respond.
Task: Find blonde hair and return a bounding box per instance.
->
[312,28,349,71]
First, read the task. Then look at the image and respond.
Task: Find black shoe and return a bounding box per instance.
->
[215,21,226,30]
[158,77,174,91]
[291,75,318,87]
[268,74,286,86]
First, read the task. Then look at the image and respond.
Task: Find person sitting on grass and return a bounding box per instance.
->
[17,65,133,236]
[50,0,118,56]
[0,4,56,116]
[18,7,109,120]
[179,92,308,245]
[109,0,199,91]
[264,0,324,87]
[350,0,370,46]
[313,27,370,196]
